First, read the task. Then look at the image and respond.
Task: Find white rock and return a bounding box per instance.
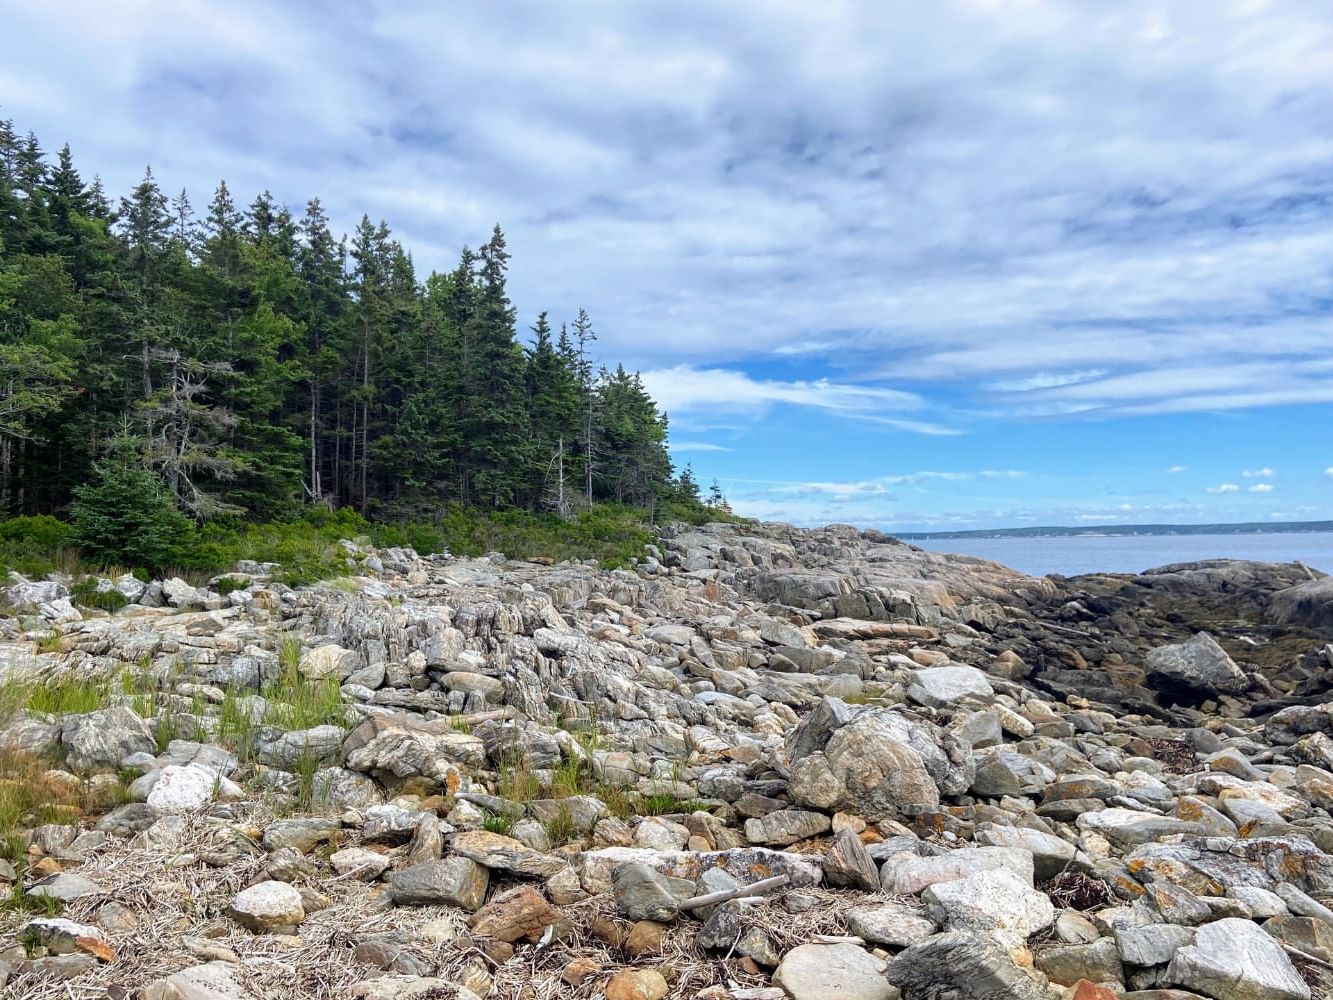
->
[923,867,1055,949]
[1166,917,1309,1000]
[227,880,305,932]
[298,644,358,681]
[146,765,217,813]
[907,665,994,708]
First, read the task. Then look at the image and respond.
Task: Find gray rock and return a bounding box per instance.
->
[975,824,1076,881]
[1146,632,1248,696]
[923,867,1055,949]
[744,809,830,847]
[788,707,973,821]
[845,901,937,948]
[775,942,894,1000]
[1270,576,1333,631]
[60,707,155,771]
[611,862,693,922]
[971,751,1056,798]
[255,725,345,769]
[1034,938,1123,987]
[449,830,568,877]
[262,818,342,853]
[907,665,994,708]
[1115,923,1197,966]
[883,846,1035,894]
[390,858,489,911]
[1165,917,1309,1000]
[824,827,881,891]
[890,931,1055,1000]
[342,713,485,782]
[27,873,102,902]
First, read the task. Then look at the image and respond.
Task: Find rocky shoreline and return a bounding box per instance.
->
[1,520,1332,999]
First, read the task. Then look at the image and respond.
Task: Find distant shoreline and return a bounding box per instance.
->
[895,519,1333,540]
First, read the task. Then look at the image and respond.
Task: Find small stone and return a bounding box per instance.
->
[625,919,667,957]
[329,847,391,882]
[561,955,602,985]
[468,885,570,944]
[390,858,489,911]
[605,968,669,1000]
[611,862,693,922]
[146,765,218,813]
[845,902,937,948]
[227,881,305,932]
[449,829,567,877]
[27,872,102,902]
[824,826,881,891]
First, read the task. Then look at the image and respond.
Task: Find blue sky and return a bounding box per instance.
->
[4,0,1333,530]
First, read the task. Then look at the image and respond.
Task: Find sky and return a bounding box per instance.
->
[4,0,1333,531]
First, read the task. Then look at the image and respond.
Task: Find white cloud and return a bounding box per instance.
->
[1248,483,1275,493]
[1166,465,1187,474]
[1242,467,1275,478]
[669,441,731,452]
[1325,467,1333,477]
[1206,483,1240,494]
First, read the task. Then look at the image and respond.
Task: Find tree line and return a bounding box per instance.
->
[0,117,707,528]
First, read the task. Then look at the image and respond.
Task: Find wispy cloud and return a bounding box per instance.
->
[1166,465,1187,474]
[1206,484,1240,494]
[639,366,958,434]
[670,441,732,453]
[1242,467,1275,478]
[1248,483,1275,493]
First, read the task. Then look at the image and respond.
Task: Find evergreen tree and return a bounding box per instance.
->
[70,433,192,568]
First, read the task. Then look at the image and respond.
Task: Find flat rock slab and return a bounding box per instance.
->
[775,942,894,1000]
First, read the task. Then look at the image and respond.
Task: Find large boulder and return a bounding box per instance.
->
[787,707,973,821]
[1145,632,1247,697]
[1165,917,1310,1000]
[1270,576,1333,631]
[889,931,1057,1000]
[61,706,156,771]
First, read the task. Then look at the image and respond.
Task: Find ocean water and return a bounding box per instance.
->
[910,531,1333,578]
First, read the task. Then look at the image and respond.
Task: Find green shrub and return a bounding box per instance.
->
[69,579,129,612]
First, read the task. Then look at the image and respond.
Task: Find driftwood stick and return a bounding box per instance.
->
[678,873,791,911]
[1278,940,1333,972]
